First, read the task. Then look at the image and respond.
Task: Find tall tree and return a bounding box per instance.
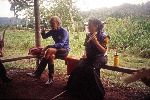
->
[9,0,33,17]
[8,0,33,26]
[8,0,83,31]
[42,0,82,32]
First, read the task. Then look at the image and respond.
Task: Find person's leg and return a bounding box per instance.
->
[48,59,54,78]
[0,60,12,83]
[47,54,55,82]
[44,48,57,84]
[45,48,69,84]
[93,55,108,78]
[46,59,54,84]
[34,58,48,77]
[0,60,6,77]
[92,67,105,100]
[49,48,69,77]
[27,57,48,78]
[90,56,107,99]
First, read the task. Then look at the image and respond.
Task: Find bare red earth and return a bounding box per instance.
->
[0,69,149,100]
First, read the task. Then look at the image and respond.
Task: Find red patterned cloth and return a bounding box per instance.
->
[28,47,43,56]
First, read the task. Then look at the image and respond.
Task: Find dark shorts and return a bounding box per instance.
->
[55,49,69,59]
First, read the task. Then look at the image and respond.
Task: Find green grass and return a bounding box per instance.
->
[2,29,149,69]
[1,29,150,90]
[102,50,149,88]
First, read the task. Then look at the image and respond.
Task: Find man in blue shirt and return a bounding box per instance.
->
[27,16,70,84]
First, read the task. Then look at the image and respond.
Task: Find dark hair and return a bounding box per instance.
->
[89,18,104,33]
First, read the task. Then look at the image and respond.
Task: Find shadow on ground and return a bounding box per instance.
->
[0,69,149,100]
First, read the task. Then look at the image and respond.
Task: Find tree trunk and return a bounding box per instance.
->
[34,0,41,47]
[34,0,41,67]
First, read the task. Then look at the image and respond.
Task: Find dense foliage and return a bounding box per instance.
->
[105,17,150,58]
[6,1,150,58]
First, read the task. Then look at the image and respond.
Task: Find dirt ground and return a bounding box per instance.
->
[0,68,149,100]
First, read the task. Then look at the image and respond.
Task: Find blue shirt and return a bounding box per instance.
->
[41,27,70,50]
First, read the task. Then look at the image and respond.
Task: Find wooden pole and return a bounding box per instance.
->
[34,0,41,67]
[34,0,41,47]
[50,90,67,100]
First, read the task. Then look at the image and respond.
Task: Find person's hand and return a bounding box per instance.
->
[41,50,45,56]
[41,26,46,33]
[87,32,96,43]
[41,47,48,56]
[91,35,98,44]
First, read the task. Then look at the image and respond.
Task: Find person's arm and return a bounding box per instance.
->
[41,28,53,39]
[91,35,109,53]
[48,30,69,49]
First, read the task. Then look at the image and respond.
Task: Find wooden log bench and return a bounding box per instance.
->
[1,45,139,75]
[0,46,139,75]
[1,55,37,63]
[1,54,138,75]
[0,42,139,75]
[64,57,139,75]
[64,57,150,87]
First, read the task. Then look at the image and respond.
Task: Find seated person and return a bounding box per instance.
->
[67,18,109,100]
[27,16,70,84]
[76,18,109,78]
[83,19,109,77]
[0,61,12,83]
[0,50,12,83]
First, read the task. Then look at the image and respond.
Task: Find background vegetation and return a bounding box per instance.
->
[0,0,149,90]
[6,0,150,58]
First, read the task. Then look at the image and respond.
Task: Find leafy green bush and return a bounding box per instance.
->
[105,17,150,58]
[140,49,150,58]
